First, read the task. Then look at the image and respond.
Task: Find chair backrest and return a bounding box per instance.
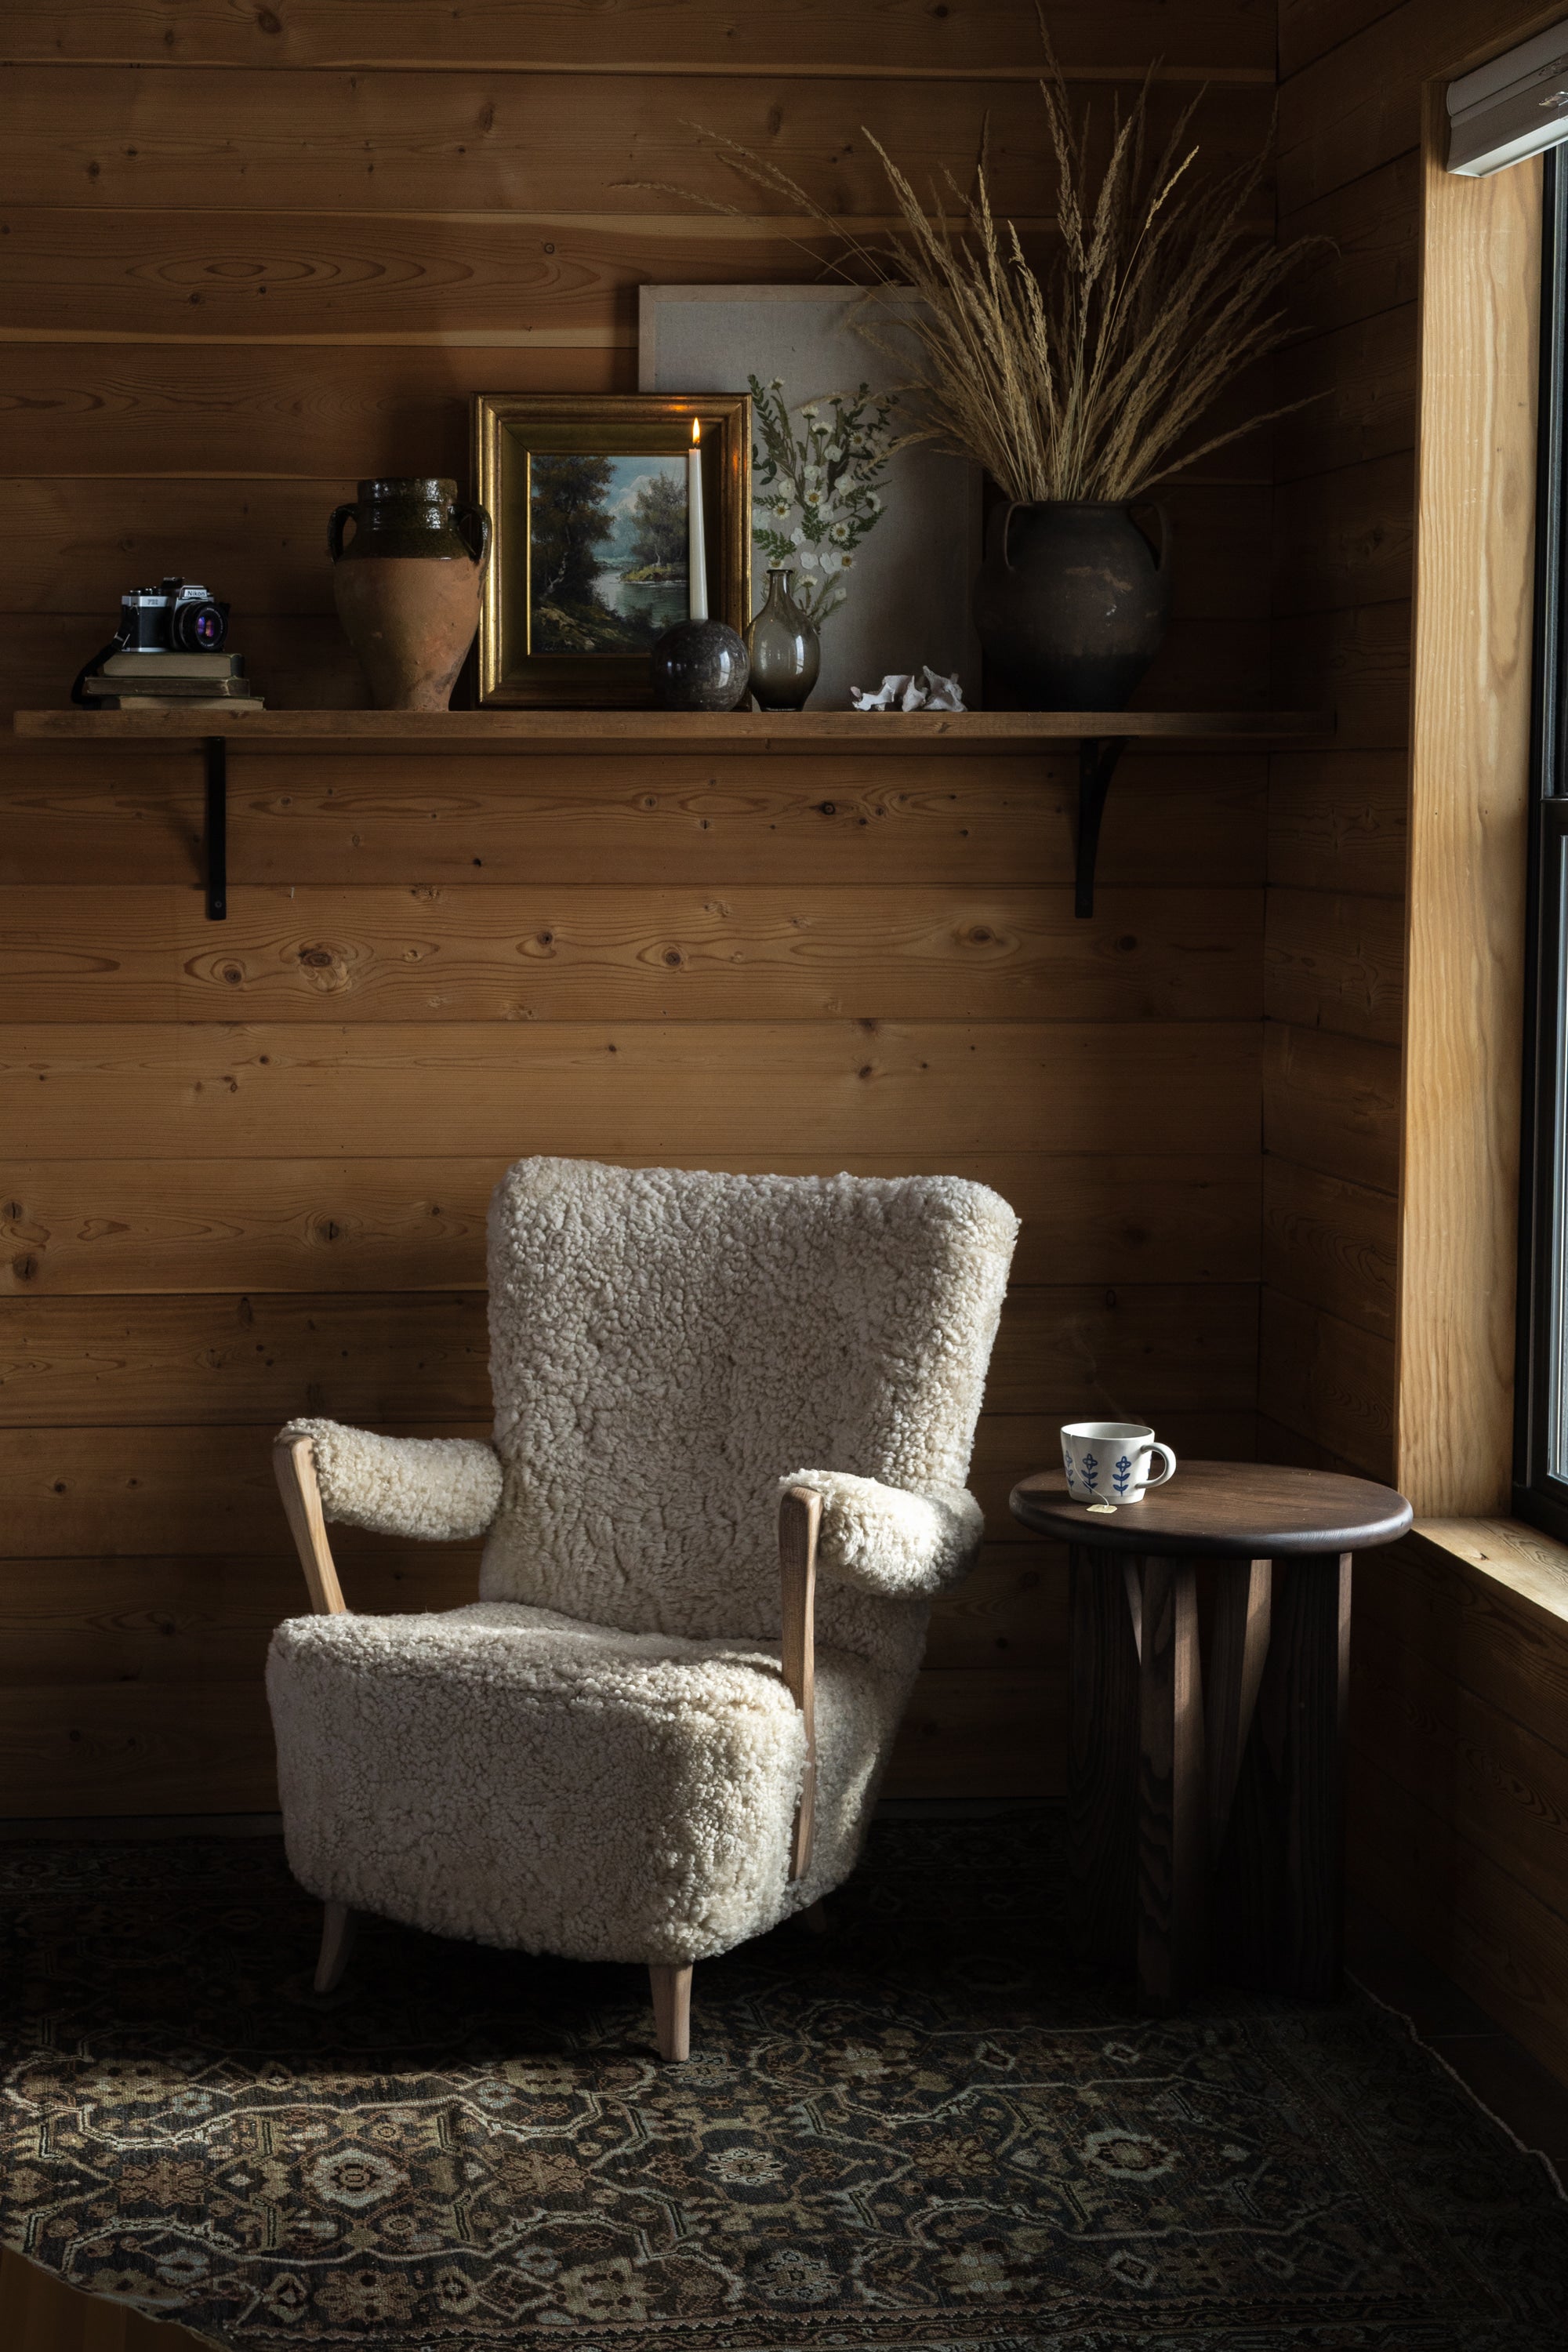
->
[477,1159,1018,1647]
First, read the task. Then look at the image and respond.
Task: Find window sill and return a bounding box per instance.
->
[1407,1516,1568,1630]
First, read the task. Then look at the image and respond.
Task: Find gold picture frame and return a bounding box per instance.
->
[471,391,751,708]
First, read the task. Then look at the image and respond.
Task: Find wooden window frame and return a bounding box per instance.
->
[1397,85,1539,1521]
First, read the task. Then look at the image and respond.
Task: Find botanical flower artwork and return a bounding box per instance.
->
[749,376,899,630]
[641,285,978,707]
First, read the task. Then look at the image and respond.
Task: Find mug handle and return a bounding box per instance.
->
[327,503,355,563]
[1144,1443,1178,1489]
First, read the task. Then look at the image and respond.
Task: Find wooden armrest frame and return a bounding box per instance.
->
[274,1436,348,1617]
[779,1484,821,1881]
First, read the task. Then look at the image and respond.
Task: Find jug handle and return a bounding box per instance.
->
[986,500,1024,573]
[452,500,492,569]
[327,504,356,563]
[1131,502,1172,574]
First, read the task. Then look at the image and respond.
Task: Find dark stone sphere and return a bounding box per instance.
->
[648,619,750,712]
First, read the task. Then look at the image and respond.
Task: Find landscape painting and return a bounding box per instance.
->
[528,452,688,655]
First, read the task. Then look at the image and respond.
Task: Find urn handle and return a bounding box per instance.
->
[327,503,357,563]
[452,499,492,570]
[987,500,1025,573]
[1131,503,1173,575]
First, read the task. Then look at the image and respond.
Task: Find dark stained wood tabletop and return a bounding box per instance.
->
[1010,1460,1412,1557]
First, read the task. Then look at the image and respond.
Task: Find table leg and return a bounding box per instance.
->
[1273,1550,1352,2000]
[1069,1544,1139,1973]
[1207,1559,1272,1854]
[1217,1548,1352,1998]
[1136,1555,1207,2011]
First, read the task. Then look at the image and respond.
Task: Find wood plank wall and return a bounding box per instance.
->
[1276,0,1568,2087]
[0,1,1276,1816]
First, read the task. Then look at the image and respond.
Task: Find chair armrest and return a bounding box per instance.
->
[778,1468,982,1599]
[779,1484,822,1882]
[277,1417,503,1541]
[273,1436,347,1618]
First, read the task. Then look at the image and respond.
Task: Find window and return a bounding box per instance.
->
[1518,151,1568,1537]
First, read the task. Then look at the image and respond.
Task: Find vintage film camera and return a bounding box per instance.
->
[117,577,230,655]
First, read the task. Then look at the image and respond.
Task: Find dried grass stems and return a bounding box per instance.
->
[645,58,1320,506]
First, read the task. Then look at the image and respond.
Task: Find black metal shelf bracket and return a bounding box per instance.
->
[1076,734,1130,919]
[205,734,227,920]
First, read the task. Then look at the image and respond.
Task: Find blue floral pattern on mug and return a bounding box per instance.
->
[1113,1454,1134,1496]
[1081,1451,1098,1493]
[1062,1436,1076,1490]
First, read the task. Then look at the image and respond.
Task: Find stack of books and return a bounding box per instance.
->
[81,652,263,710]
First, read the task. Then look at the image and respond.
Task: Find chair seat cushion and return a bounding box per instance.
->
[265,1603,902,1965]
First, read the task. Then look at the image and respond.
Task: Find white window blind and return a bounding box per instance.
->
[1449,22,1568,176]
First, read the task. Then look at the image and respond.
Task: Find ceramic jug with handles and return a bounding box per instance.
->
[328,477,492,712]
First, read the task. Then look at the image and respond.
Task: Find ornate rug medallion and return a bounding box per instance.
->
[0,1816,1564,2349]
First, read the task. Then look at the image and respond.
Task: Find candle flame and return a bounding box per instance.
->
[691,419,701,445]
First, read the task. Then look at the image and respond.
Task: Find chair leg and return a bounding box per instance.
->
[800,1896,830,1934]
[314,1899,354,1994]
[648,1962,692,2061]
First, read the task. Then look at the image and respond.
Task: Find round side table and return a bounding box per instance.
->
[1010,1461,1411,2013]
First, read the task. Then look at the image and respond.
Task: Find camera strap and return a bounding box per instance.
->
[70,623,131,708]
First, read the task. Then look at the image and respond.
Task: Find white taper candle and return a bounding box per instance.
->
[687,420,708,622]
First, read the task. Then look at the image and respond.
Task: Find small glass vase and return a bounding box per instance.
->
[745,568,821,711]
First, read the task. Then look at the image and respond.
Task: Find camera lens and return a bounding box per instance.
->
[170,600,227,652]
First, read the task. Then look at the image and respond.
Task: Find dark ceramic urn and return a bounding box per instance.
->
[971,500,1171,711]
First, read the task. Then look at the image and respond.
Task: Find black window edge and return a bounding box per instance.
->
[1514,147,1568,1541]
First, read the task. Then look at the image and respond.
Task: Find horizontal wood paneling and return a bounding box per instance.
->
[1355,1621,1568,1926]
[1272,306,1417,483]
[1258,1283,1394,1475]
[1261,1155,1396,1338]
[1264,886,1404,1042]
[0,213,855,343]
[1266,750,1407,896]
[0,71,1274,220]
[1284,151,1420,338]
[1270,599,1412,748]
[887,1670,1059,1798]
[1348,1758,1568,2089]
[0,1283,1259,1425]
[1357,1536,1568,1730]
[3,1020,1264,1160]
[1262,1023,1400,1191]
[0,752,1269,891]
[0,1412,1261,1560]
[1279,0,1403,78]
[0,1550,482,1684]
[2,1152,1261,1294]
[1272,452,1414,615]
[0,345,632,480]
[5,2,1278,74]
[0,883,1265,1024]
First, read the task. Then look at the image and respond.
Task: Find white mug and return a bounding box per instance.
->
[1061,1421,1178,1505]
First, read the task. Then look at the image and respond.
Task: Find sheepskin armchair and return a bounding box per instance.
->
[266,1157,1018,2057]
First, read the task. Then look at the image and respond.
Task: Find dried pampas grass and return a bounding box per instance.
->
[657,38,1318,506]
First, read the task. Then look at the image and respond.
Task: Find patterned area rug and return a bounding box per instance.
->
[0,1816,1564,2351]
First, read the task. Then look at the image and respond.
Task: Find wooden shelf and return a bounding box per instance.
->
[13,704,1332,924]
[12,706,1332,755]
